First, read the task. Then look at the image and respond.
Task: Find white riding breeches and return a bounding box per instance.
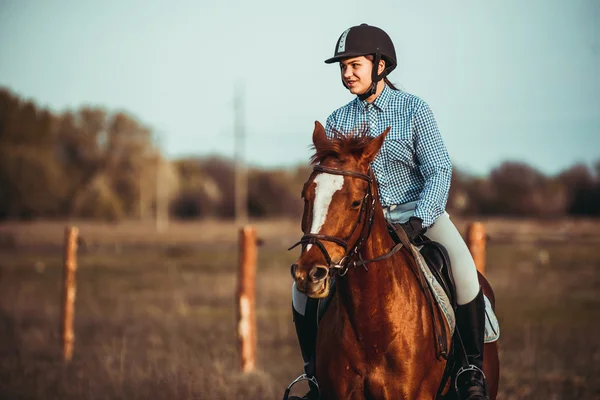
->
[292,203,481,314]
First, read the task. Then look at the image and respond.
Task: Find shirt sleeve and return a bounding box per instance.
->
[412,101,453,227]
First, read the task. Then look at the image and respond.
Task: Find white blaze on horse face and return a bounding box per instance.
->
[307,174,344,251]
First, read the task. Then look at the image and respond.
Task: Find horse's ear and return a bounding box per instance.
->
[361,127,390,165]
[312,121,327,149]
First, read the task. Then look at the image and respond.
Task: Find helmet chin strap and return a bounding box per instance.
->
[357,82,378,101]
[348,52,386,102]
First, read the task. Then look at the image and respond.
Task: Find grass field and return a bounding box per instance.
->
[0,218,599,399]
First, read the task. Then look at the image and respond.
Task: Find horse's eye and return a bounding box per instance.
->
[351,200,362,208]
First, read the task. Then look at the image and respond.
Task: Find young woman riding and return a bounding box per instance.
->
[288,23,489,400]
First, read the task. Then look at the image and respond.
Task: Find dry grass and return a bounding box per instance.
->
[0,218,599,399]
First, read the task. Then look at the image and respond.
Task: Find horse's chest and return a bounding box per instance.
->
[316,329,411,399]
[317,313,402,373]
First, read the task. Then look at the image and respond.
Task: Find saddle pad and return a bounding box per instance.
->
[409,244,500,344]
[484,295,500,343]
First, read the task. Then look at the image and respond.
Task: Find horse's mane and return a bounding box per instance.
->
[310,126,373,165]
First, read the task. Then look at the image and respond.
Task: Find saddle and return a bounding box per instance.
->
[388,223,457,309]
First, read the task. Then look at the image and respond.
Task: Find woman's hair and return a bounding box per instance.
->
[384,77,398,90]
[365,55,399,91]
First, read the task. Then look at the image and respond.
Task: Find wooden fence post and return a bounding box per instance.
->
[466,222,486,275]
[236,225,257,373]
[61,226,79,362]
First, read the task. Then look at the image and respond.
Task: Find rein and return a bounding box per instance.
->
[289,164,403,276]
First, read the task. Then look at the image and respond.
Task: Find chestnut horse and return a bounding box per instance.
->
[290,121,499,399]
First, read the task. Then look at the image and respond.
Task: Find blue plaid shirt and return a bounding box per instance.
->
[325,84,452,227]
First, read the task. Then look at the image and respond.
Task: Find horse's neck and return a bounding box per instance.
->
[337,213,416,318]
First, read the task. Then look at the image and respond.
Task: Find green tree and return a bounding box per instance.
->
[0,90,63,218]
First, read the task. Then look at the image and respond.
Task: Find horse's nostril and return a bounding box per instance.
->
[290,263,298,278]
[310,265,329,282]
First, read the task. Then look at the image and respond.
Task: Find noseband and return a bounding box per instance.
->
[288,164,377,276]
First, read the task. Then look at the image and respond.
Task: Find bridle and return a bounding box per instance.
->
[288,164,376,277]
[289,164,403,277]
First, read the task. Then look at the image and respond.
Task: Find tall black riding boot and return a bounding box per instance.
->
[285,301,320,400]
[455,288,489,400]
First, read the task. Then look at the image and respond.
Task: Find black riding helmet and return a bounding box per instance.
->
[325,24,397,99]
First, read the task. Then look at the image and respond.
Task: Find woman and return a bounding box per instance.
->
[288,24,488,400]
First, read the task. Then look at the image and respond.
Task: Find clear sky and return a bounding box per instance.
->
[1,0,599,176]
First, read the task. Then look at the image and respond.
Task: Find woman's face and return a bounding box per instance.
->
[339,56,373,95]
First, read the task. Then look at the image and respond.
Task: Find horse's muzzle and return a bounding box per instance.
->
[291,263,330,298]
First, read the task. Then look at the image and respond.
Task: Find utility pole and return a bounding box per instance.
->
[154,131,168,232]
[234,83,248,226]
[139,156,148,221]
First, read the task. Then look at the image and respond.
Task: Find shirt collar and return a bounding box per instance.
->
[356,83,393,112]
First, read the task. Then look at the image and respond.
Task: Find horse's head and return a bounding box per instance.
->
[290,121,389,298]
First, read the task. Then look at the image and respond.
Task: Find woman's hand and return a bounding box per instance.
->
[400,217,427,244]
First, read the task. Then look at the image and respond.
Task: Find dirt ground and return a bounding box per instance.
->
[0,218,599,399]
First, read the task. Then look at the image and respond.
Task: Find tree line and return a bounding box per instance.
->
[1,87,599,221]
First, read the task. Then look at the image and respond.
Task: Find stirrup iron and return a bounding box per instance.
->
[282,374,320,400]
[454,364,486,392]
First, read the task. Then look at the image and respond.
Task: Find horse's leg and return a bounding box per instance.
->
[364,373,408,400]
[364,370,395,400]
[317,348,367,399]
[316,300,366,400]
[320,374,364,400]
[317,349,364,399]
[479,273,500,400]
[365,372,442,400]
